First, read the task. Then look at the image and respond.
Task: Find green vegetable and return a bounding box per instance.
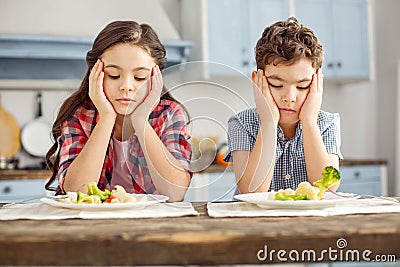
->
[86,182,111,202]
[313,166,341,198]
[76,192,85,204]
[275,192,309,201]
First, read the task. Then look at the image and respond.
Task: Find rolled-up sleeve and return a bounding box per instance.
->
[57,119,88,191]
[319,112,343,160]
[160,103,193,177]
[224,108,259,162]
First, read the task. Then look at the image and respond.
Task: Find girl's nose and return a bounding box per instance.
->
[120,79,136,93]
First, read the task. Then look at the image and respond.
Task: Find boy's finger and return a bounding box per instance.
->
[262,75,268,96]
[318,69,324,94]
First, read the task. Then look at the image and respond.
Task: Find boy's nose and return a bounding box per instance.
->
[282,95,296,103]
[282,87,297,103]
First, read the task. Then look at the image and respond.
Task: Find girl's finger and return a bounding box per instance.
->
[97,71,104,91]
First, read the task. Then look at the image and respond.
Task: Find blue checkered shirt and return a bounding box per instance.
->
[224,108,343,194]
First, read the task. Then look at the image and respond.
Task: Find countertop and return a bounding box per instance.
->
[0,202,399,265]
[0,159,388,180]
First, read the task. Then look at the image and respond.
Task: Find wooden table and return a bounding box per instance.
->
[0,202,399,265]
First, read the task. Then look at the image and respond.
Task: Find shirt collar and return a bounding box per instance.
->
[277,122,302,141]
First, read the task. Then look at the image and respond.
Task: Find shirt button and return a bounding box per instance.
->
[285,142,290,148]
[278,133,283,138]
[285,174,291,180]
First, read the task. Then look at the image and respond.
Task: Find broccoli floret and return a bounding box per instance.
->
[275,192,309,201]
[313,166,341,198]
[86,182,111,202]
[76,191,85,204]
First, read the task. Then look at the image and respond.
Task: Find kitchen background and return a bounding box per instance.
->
[0,0,399,198]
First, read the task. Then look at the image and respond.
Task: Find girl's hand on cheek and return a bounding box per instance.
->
[253,69,280,125]
[299,69,323,124]
[131,65,162,127]
[89,59,116,119]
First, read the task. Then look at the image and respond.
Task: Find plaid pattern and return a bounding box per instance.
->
[224,108,342,193]
[58,99,192,194]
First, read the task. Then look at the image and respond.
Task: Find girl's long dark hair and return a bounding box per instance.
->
[45,21,185,193]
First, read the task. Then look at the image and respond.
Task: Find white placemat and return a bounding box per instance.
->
[0,202,199,220]
[207,198,400,218]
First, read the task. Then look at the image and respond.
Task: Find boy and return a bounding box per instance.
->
[224,17,342,194]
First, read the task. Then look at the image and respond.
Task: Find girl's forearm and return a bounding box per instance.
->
[302,122,339,184]
[235,123,277,193]
[134,121,190,202]
[63,116,115,192]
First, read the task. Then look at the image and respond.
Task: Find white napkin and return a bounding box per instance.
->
[207,199,400,218]
[0,202,199,220]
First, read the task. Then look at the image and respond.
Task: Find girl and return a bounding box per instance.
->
[45,21,192,202]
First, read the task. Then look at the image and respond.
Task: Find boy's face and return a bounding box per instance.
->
[264,58,316,125]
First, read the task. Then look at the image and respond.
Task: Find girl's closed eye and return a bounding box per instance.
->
[108,75,120,79]
[134,77,147,81]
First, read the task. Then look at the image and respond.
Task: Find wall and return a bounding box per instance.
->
[0,0,180,40]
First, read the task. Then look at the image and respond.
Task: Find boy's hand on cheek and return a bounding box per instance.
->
[89,59,116,119]
[299,69,323,125]
[131,65,162,126]
[252,69,280,125]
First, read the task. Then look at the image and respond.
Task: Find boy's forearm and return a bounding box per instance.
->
[235,123,276,193]
[302,122,339,184]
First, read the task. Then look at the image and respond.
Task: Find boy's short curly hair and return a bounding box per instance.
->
[255,17,323,69]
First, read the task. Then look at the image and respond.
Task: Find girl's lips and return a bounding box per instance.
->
[116,98,135,105]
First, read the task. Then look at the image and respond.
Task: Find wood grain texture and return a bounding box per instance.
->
[0,169,51,180]
[0,202,399,265]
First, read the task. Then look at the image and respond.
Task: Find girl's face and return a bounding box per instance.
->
[100,43,156,115]
[264,58,316,125]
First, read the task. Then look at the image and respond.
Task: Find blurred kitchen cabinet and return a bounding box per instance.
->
[184,171,236,202]
[0,179,49,203]
[207,0,290,76]
[295,0,370,80]
[0,35,192,85]
[338,164,388,196]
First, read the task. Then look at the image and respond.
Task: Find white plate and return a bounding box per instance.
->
[234,192,359,209]
[41,194,168,211]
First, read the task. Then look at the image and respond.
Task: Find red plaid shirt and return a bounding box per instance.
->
[57,99,192,193]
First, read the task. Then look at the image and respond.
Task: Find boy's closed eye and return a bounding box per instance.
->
[268,82,311,90]
[268,82,283,88]
[297,85,310,90]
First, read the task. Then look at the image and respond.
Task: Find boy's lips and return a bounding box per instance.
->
[279,108,296,113]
